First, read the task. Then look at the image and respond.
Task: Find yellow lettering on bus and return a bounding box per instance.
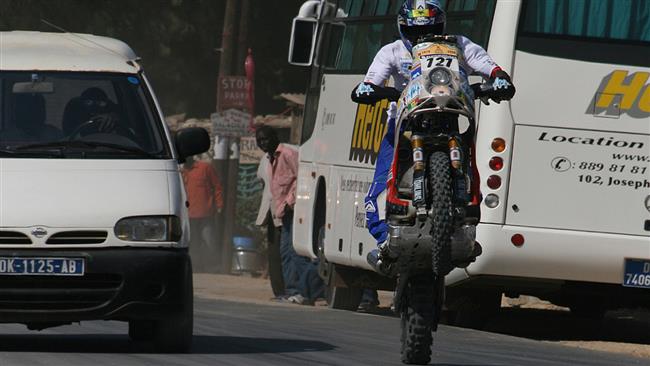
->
[363,105,374,150]
[639,85,650,113]
[352,104,365,149]
[349,99,389,164]
[596,70,649,110]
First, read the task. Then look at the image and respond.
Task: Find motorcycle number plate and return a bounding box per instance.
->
[421,54,459,72]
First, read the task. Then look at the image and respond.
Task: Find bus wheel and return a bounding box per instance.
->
[326,265,363,311]
[326,284,363,311]
[569,303,606,320]
[444,289,501,329]
[316,227,331,282]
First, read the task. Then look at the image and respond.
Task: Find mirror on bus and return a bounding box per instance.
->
[288,17,317,66]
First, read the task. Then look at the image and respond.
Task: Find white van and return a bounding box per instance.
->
[0,31,209,352]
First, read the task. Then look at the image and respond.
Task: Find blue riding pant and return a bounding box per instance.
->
[364,114,397,246]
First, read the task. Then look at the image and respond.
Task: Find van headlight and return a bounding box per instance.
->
[429,67,452,85]
[114,216,182,242]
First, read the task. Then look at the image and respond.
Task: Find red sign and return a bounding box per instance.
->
[218,76,249,111]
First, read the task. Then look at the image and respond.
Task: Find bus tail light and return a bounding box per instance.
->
[511,234,525,247]
[489,156,503,171]
[484,194,499,208]
[487,175,501,189]
[491,138,506,153]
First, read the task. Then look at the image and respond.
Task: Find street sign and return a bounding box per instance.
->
[218,76,249,111]
[211,108,252,137]
[239,136,264,164]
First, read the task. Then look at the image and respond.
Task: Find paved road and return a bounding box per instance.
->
[0,298,646,366]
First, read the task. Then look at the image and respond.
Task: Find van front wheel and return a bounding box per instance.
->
[153,262,194,353]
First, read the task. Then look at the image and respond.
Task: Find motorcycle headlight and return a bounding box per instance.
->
[429,67,452,85]
[114,216,182,242]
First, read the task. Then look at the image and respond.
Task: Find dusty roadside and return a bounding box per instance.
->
[193,273,650,359]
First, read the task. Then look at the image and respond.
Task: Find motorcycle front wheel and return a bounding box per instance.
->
[428,151,454,277]
[400,274,437,365]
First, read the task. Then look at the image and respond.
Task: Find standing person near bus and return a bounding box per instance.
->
[351,0,515,268]
[256,146,286,299]
[182,155,224,271]
[256,125,325,305]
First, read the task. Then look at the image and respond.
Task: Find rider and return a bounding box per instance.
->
[351,0,515,270]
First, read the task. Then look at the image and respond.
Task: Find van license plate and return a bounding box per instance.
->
[623,258,650,289]
[0,257,84,276]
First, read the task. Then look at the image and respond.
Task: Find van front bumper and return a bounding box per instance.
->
[0,248,191,324]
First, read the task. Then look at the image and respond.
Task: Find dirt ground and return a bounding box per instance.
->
[193,273,650,360]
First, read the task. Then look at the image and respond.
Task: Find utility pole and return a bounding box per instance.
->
[214,0,238,274]
[219,0,253,274]
[236,0,250,75]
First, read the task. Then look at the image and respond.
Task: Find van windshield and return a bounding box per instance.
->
[0,72,169,159]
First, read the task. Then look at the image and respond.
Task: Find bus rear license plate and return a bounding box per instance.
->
[622,258,650,289]
[0,257,85,276]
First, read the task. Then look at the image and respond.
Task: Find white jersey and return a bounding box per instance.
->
[363,37,499,92]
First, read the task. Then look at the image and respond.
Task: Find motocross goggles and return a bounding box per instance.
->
[400,23,445,46]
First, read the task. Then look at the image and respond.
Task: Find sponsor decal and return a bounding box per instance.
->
[400,57,413,75]
[364,201,376,213]
[340,177,371,193]
[411,65,422,79]
[406,83,421,103]
[538,132,644,150]
[589,70,650,118]
[354,203,369,228]
[493,78,511,90]
[414,43,457,59]
[349,99,389,165]
[321,108,336,130]
[355,83,374,98]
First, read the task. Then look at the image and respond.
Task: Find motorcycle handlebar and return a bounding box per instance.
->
[470,81,494,99]
[352,79,513,106]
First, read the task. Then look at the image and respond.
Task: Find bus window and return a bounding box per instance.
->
[321,20,396,73]
[445,0,496,49]
[517,0,650,67]
[337,0,397,17]
[320,0,496,74]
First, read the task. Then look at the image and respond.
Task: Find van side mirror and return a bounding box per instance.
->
[175,127,210,163]
[288,0,321,66]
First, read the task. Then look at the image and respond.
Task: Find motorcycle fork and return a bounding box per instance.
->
[449,135,471,206]
[410,135,427,220]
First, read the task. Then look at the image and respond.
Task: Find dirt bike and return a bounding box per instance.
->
[354,35,513,365]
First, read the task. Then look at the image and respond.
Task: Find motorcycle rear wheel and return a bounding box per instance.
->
[429,151,454,277]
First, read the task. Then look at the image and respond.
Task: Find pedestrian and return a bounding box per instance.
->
[182,155,224,272]
[256,154,285,298]
[255,125,325,305]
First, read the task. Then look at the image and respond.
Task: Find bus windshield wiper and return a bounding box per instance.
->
[15,141,159,158]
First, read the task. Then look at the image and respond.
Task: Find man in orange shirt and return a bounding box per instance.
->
[182,155,224,271]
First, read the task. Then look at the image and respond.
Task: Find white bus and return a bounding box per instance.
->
[288,0,650,320]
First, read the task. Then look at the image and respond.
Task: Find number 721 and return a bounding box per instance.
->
[426,56,453,68]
